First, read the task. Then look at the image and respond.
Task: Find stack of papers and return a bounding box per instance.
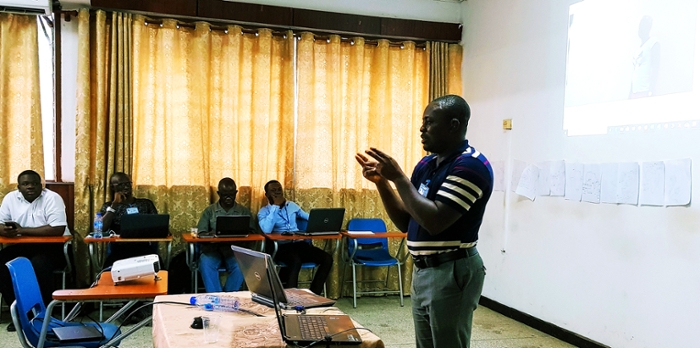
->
[347,231,375,235]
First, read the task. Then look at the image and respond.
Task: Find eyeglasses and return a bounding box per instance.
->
[113,181,132,189]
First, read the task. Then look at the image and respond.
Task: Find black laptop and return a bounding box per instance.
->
[231,245,362,345]
[52,325,104,342]
[231,245,335,309]
[215,215,251,237]
[119,214,170,238]
[295,208,345,236]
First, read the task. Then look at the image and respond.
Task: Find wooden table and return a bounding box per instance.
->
[0,235,74,317]
[85,235,173,274]
[181,233,266,293]
[0,235,73,267]
[152,292,385,348]
[38,270,169,348]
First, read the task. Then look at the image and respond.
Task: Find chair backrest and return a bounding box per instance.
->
[347,218,389,254]
[296,217,308,232]
[6,257,46,345]
[295,217,314,247]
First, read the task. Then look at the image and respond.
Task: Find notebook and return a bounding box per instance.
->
[215,215,251,237]
[231,245,335,309]
[52,325,104,342]
[119,214,170,238]
[231,245,362,345]
[295,208,345,236]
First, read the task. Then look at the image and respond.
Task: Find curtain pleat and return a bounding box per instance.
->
[74,9,133,284]
[131,16,295,236]
[295,34,429,297]
[0,13,43,197]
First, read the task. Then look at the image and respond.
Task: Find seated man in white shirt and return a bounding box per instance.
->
[0,170,70,332]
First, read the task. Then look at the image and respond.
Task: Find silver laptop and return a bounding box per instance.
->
[231,245,362,345]
[231,245,335,309]
[295,208,345,236]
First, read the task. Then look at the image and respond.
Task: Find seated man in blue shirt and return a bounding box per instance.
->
[258,180,332,295]
[197,177,255,293]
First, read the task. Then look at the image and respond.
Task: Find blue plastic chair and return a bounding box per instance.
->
[6,257,121,348]
[272,218,326,295]
[344,218,404,308]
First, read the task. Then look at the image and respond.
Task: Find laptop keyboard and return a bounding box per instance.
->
[285,291,314,306]
[298,315,329,340]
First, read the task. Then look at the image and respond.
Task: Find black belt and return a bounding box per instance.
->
[412,248,477,269]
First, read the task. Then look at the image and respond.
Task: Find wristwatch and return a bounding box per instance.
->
[106,206,117,213]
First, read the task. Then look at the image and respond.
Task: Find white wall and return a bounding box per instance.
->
[461,1,700,347]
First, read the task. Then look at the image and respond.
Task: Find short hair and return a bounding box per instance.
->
[264,180,281,193]
[17,170,41,183]
[218,177,236,190]
[432,94,471,131]
[109,172,129,184]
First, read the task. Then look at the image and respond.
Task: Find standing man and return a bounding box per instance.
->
[356,95,493,348]
[0,170,69,332]
[197,177,255,293]
[258,180,333,295]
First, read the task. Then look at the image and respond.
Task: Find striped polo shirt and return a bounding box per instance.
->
[407,140,493,256]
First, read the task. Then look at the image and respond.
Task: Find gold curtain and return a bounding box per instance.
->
[428,41,463,100]
[131,18,295,237]
[74,9,133,284]
[448,43,463,96]
[295,33,429,297]
[0,13,43,197]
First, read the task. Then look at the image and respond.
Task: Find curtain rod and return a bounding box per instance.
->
[60,9,430,48]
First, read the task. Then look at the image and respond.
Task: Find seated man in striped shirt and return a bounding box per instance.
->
[356,94,493,348]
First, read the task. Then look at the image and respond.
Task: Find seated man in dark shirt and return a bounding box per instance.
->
[99,172,159,268]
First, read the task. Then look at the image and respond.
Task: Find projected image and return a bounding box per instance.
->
[564,0,700,135]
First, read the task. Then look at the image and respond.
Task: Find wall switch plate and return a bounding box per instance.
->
[502,119,513,130]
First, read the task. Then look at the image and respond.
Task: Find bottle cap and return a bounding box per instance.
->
[203,303,214,311]
[189,296,197,305]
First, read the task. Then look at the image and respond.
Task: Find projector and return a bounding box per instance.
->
[111,254,160,284]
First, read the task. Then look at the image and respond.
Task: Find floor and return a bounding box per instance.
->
[0,296,576,348]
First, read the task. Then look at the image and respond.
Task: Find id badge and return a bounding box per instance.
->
[126,207,139,214]
[418,183,430,197]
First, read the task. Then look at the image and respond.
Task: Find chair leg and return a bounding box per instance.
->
[352,263,358,308]
[397,263,404,307]
[61,272,66,320]
[340,263,348,298]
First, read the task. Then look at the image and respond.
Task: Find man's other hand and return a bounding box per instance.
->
[1,222,21,237]
[356,153,384,184]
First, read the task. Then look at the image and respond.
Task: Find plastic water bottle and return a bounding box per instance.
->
[190,294,240,312]
[93,213,103,238]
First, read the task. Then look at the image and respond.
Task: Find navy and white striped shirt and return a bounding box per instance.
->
[407,140,493,256]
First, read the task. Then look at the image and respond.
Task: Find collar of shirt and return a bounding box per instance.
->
[216,201,244,214]
[15,189,46,204]
[426,139,470,170]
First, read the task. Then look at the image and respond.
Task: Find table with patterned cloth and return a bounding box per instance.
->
[152,292,384,348]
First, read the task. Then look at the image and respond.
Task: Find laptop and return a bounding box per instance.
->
[215,215,251,237]
[231,245,362,345]
[119,214,170,238]
[52,325,104,342]
[231,245,335,309]
[295,208,345,236]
